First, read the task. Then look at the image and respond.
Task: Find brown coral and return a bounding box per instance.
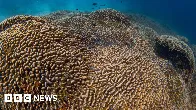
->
[41,10,72,21]
[155,35,195,82]
[89,8,131,27]
[0,15,92,109]
[0,9,194,109]
[0,15,46,32]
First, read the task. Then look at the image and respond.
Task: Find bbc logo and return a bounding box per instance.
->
[4,94,57,102]
[4,94,31,102]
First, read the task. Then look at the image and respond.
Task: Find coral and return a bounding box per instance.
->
[81,45,172,109]
[190,74,196,109]
[89,8,131,27]
[189,44,196,109]
[0,15,46,33]
[155,35,195,82]
[190,44,196,58]
[135,25,159,45]
[41,10,89,23]
[0,15,92,109]
[175,35,189,44]
[41,10,72,21]
[0,9,195,109]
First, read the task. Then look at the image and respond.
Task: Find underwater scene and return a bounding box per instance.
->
[0,0,196,109]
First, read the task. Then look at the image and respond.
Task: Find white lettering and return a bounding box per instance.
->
[53,95,57,101]
[4,94,58,102]
[14,94,22,102]
[40,95,45,101]
[24,94,31,102]
[4,94,12,102]
[33,95,39,101]
[45,95,52,101]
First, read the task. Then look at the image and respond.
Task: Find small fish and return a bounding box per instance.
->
[121,1,122,3]
[92,3,98,6]
[92,8,94,9]
[76,9,78,10]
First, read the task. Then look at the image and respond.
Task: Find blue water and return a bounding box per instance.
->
[0,0,196,44]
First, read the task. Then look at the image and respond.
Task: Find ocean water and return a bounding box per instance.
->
[0,0,196,43]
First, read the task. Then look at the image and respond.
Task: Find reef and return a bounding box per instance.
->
[155,35,195,82]
[0,9,195,109]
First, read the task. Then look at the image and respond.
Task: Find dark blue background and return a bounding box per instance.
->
[0,0,195,43]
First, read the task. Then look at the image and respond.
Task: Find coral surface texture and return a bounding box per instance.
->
[0,9,195,110]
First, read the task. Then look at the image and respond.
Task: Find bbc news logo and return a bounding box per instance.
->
[4,94,57,102]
